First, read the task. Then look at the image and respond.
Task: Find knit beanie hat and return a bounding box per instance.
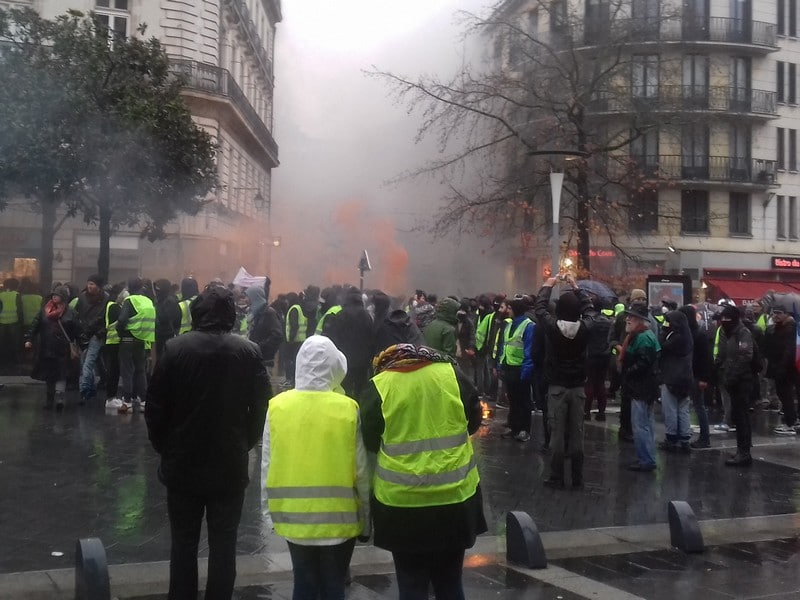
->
[87,274,104,287]
[629,289,647,302]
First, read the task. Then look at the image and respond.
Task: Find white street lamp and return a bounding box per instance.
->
[550,171,564,276]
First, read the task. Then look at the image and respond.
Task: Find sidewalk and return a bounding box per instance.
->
[1,383,800,598]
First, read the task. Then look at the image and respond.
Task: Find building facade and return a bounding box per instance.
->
[493,0,800,301]
[0,0,280,286]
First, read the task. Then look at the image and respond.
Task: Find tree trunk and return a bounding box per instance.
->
[40,198,56,294]
[98,203,111,284]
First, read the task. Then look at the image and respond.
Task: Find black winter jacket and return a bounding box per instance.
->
[249,305,283,362]
[145,306,271,495]
[718,322,754,388]
[373,309,424,354]
[658,310,694,397]
[533,285,595,388]
[764,318,797,380]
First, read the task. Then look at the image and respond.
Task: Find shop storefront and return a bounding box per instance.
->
[703,257,800,304]
[0,227,41,283]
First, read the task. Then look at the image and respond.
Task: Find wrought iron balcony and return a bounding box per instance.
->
[576,16,777,51]
[587,85,777,117]
[622,154,776,186]
[170,59,278,163]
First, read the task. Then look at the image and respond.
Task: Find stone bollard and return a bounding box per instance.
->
[668,500,704,553]
[506,511,547,569]
[75,538,110,600]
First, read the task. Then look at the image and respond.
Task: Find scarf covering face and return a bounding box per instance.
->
[372,343,453,374]
[44,298,66,321]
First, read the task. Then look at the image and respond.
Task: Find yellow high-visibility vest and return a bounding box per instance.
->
[316,305,342,335]
[372,362,479,508]
[21,294,42,326]
[285,304,307,343]
[178,296,196,335]
[501,318,532,367]
[105,302,120,345]
[267,389,362,540]
[0,291,20,325]
[126,295,155,343]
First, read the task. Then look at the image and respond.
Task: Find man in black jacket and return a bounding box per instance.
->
[145,286,271,600]
[534,274,596,488]
[764,303,798,436]
[74,274,109,404]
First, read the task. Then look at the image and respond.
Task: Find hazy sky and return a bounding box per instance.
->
[270,0,504,295]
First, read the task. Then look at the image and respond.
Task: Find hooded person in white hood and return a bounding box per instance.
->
[261,335,370,599]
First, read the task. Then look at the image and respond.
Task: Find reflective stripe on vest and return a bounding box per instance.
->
[614,303,625,316]
[713,326,722,359]
[267,389,362,539]
[475,313,492,351]
[756,313,767,332]
[105,302,120,345]
[21,294,42,326]
[127,295,156,343]
[316,305,342,334]
[501,318,532,366]
[178,297,196,334]
[285,304,307,342]
[0,291,20,324]
[372,362,479,508]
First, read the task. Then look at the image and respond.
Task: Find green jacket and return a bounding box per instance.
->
[422,298,459,357]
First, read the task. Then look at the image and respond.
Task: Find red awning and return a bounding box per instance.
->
[704,279,800,304]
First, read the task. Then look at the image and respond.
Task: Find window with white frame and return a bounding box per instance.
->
[95,0,129,39]
[777,195,786,239]
[791,196,798,239]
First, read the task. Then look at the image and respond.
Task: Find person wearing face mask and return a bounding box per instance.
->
[717,305,755,466]
[658,309,694,452]
[618,302,661,472]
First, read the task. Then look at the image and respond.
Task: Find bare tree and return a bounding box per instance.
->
[370,0,746,275]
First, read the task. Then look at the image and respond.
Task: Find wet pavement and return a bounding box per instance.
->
[2,379,800,597]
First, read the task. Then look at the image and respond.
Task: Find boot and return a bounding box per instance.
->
[44,385,55,410]
[571,454,584,489]
[725,452,752,467]
[55,391,65,412]
[544,455,564,488]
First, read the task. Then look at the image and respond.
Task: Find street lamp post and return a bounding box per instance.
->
[550,171,564,276]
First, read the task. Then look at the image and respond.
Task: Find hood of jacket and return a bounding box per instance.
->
[435,297,460,325]
[245,285,266,316]
[190,287,236,332]
[294,335,347,391]
[662,309,692,356]
[678,304,698,333]
[556,320,581,339]
[387,308,413,328]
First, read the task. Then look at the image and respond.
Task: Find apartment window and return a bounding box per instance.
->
[683,55,708,106]
[632,55,659,99]
[792,129,798,170]
[681,190,709,233]
[792,1,798,37]
[777,195,786,239]
[628,188,659,232]
[791,63,797,104]
[791,196,799,239]
[631,128,659,175]
[95,0,129,39]
[729,192,751,235]
[550,0,567,32]
[779,0,786,35]
[778,127,786,170]
[778,62,785,103]
[681,124,709,177]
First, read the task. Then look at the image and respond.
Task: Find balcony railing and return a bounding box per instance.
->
[587,85,777,116]
[623,155,776,185]
[577,16,777,49]
[170,59,278,161]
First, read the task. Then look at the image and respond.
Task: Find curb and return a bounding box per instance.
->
[2,514,797,599]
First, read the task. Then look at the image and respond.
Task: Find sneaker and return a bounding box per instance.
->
[134,399,145,413]
[714,424,729,431]
[495,400,508,409]
[690,439,711,449]
[105,398,124,409]
[514,431,531,442]
[728,426,736,433]
[774,424,797,436]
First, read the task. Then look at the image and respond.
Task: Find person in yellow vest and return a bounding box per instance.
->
[316,286,342,335]
[145,286,270,600]
[103,284,124,409]
[360,343,486,599]
[0,278,24,370]
[474,295,495,399]
[19,278,43,329]
[116,277,155,413]
[177,277,200,335]
[284,293,310,388]
[263,335,370,599]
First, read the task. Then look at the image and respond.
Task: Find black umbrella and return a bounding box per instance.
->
[577,280,616,301]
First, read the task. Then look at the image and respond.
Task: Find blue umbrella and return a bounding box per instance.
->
[577,280,616,301]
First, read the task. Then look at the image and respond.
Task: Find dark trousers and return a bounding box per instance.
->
[690,381,710,443]
[392,548,466,600]
[727,382,753,454]
[533,373,550,446]
[342,367,369,401]
[475,353,492,397]
[0,323,20,367]
[775,377,797,426]
[284,342,301,386]
[505,371,531,435]
[584,362,608,415]
[118,340,146,401]
[166,487,245,600]
[103,345,120,398]
[287,539,356,600]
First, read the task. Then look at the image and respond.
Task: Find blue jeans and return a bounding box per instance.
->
[660,384,691,443]
[79,336,103,399]
[631,399,656,468]
[287,539,356,600]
